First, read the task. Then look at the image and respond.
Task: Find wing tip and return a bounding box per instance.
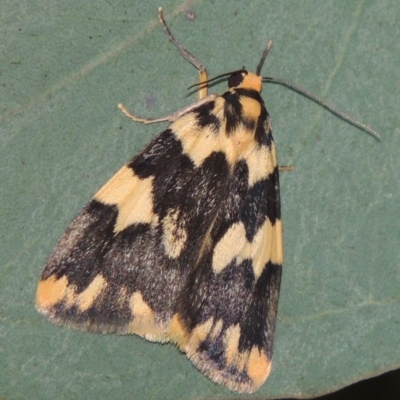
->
[187,346,272,393]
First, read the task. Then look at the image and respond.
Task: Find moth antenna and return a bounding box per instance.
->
[263,76,380,140]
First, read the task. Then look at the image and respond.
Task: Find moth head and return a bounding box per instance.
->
[189,69,263,93]
[188,40,273,94]
[228,70,262,92]
[227,39,274,92]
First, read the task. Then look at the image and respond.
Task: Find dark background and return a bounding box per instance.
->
[285,368,400,400]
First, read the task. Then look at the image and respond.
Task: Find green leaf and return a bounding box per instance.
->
[1,1,399,399]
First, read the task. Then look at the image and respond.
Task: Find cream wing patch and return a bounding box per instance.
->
[162,208,188,258]
[173,116,222,167]
[212,223,247,273]
[243,142,277,186]
[212,218,283,278]
[128,291,167,341]
[240,96,261,121]
[223,324,241,365]
[247,348,271,390]
[75,274,107,312]
[251,218,283,278]
[186,317,214,351]
[94,165,155,232]
[36,275,69,310]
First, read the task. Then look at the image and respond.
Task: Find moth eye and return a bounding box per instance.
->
[228,71,247,88]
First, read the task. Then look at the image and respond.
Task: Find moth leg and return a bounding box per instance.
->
[118,94,217,124]
[158,7,208,99]
[278,165,294,172]
[117,103,177,124]
[118,8,211,124]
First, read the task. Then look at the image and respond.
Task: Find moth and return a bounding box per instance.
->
[36,7,379,394]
